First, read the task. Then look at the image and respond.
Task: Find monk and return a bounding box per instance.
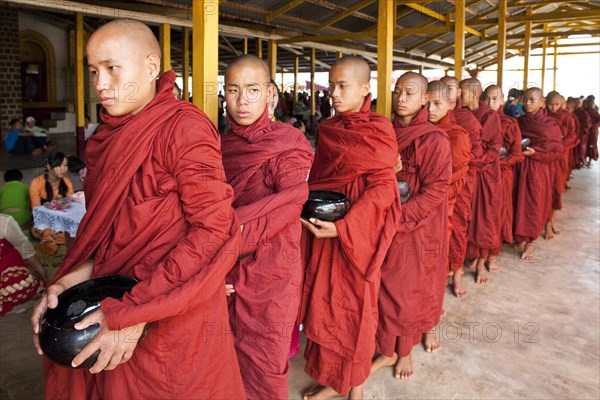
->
[221,55,313,400]
[574,98,593,169]
[427,80,471,298]
[514,88,564,259]
[440,76,484,297]
[299,56,401,400]
[483,85,524,251]
[372,72,451,379]
[30,20,246,399]
[545,91,579,239]
[583,97,600,165]
[459,78,503,284]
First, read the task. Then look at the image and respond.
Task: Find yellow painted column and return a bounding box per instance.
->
[193,0,219,125]
[75,12,85,157]
[160,23,171,72]
[454,0,465,79]
[523,7,532,90]
[243,38,248,55]
[541,24,548,93]
[268,40,277,81]
[376,0,393,118]
[336,51,343,59]
[497,0,507,88]
[183,27,190,101]
[310,48,316,117]
[256,38,263,58]
[294,56,299,102]
[553,37,558,91]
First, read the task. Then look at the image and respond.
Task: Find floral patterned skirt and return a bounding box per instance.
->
[0,239,43,316]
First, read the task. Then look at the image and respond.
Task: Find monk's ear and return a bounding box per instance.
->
[423,91,430,105]
[361,82,371,97]
[145,54,161,81]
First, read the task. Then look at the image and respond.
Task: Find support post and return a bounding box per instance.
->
[268,40,277,81]
[377,0,394,119]
[183,27,190,101]
[523,7,533,89]
[160,23,171,72]
[454,0,466,79]
[75,12,85,157]
[497,0,507,88]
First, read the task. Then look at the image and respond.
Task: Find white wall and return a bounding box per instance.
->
[18,12,70,103]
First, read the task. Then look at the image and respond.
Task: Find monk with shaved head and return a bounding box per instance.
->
[372,72,451,380]
[32,19,246,399]
[459,77,503,284]
[545,90,579,239]
[300,55,400,400]
[220,54,313,400]
[514,87,563,258]
[440,75,484,295]
[483,85,524,254]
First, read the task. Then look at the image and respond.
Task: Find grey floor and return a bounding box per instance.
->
[1,151,599,400]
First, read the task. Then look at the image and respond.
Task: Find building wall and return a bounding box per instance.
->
[0,4,22,135]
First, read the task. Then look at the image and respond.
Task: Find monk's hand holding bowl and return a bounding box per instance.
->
[71,309,147,373]
[225,284,235,296]
[31,260,94,356]
[394,154,403,173]
[522,147,536,157]
[301,218,338,238]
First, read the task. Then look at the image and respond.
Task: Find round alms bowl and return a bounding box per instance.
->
[500,146,508,159]
[39,275,138,369]
[521,137,531,150]
[302,190,351,222]
[398,180,411,204]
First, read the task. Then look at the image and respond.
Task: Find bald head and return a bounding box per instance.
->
[546,90,561,103]
[331,56,371,84]
[484,84,503,98]
[459,78,483,109]
[523,87,545,114]
[524,87,543,98]
[398,71,428,90]
[484,84,504,112]
[440,76,460,110]
[460,78,483,97]
[225,55,271,84]
[427,80,449,101]
[440,76,459,87]
[89,19,161,60]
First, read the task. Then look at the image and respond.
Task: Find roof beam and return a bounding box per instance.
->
[315,0,376,32]
[470,8,600,25]
[266,0,305,23]
[400,2,482,37]
[306,0,376,23]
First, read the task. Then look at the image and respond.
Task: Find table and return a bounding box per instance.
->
[32,196,86,238]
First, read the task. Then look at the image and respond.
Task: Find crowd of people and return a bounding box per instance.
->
[0,18,597,400]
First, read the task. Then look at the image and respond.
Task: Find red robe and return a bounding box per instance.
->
[584,107,599,161]
[514,110,564,243]
[547,109,579,210]
[496,108,524,246]
[221,109,313,400]
[434,111,471,240]
[574,108,592,167]
[44,71,246,400]
[377,106,451,359]
[299,95,401,395]
[448,101,484,271]
[467,101,503,259]
[569,113,582,171]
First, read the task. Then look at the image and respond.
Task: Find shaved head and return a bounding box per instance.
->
[427,80,452,123]
[523,87,545,114]
[331,56,371,84]
[440,76,459,87]
[484,84,503,98]
[440,76,460,110]
[460,78,483,97]
[427,80,449,96]
[225,54,271,84]
[88,19,161,60]
[524,87,543,98]
[484,84,504,112]
[545,90,561,103]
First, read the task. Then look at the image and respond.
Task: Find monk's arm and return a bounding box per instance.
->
[479,114,502,165]
[448,165,468,200]
[530,128,564,164]
[399,137,452,232]
[100,115,240,330]
[468,128,485,167]
[237,151,311,254]
[503,123,524,168]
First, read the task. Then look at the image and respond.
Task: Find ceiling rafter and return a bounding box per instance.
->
[266,0,306,23]
[315,0,376,32]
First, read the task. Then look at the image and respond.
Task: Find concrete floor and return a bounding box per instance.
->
[1,163,599,399]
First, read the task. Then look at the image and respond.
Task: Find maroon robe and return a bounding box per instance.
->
[448,100,484,271]
[466,101,503,259]
[377,106,451,359]
[299,95,401,395]
[547,109,579,210]
[574,108,592,167]
[496,108,524,247]
[44,71,246,399]
[584,107,599,161]
[569,112,581,171]
[514,109,564,243]
[221,109,313,400]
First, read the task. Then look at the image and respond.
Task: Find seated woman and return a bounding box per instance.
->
[30,152,74,255]
[1,214,46,316]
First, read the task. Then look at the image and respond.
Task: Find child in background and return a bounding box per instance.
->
[0,169,31,227]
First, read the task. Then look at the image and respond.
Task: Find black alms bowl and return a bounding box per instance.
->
[302,190,351,222]
[521,137,531,150]
[500,147,508,159]
[39,275,138,369]
[398,180,411,204]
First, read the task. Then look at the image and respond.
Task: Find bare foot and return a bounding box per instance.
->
[520,242,537,260]
[394,353,413,380]
[371,353,398,373]
[552,223,561,235]
[466,258,477,270]
[486,258,501,273]
[348,385,363,400]
[423,329,442,353]
[441,308,446,318]
[515,241,526,252]
[544,222,554,240]
[303,385,343,400]
[475,262,489,284]
[452,269,468,298]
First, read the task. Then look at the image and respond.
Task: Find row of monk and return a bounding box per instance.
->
[29,19,598,400]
